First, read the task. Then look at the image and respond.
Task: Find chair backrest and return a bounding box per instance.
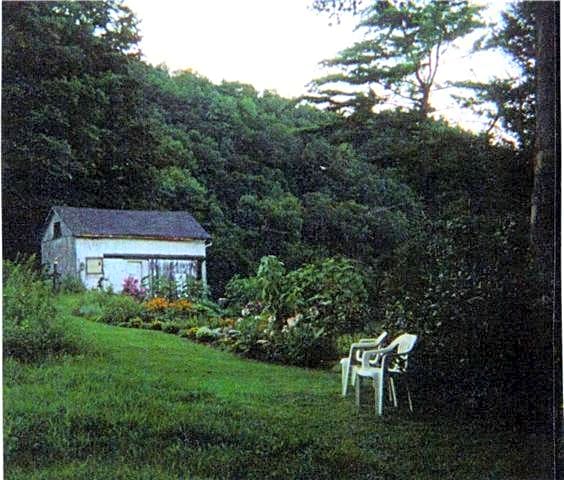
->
[386,333,418,372]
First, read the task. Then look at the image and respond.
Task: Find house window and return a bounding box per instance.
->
[86,257,103,275]
[53,222,62,239]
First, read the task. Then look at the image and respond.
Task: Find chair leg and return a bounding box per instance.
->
[355,374,361,411]
[341,362,349,396]
[390,377,398,408]
[375,374,384,416]
[406,380,414,413]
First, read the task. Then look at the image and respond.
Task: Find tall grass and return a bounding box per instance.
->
[3,257,81,362]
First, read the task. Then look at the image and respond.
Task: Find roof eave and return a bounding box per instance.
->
[74,233,211,242]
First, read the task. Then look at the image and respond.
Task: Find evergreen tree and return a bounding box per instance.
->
[309,0,483,118]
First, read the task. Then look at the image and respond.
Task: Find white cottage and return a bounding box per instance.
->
[41,206,212,290]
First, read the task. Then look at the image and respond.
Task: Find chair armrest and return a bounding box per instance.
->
[360,344,397,368]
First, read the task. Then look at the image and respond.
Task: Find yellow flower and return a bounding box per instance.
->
[171,299,193,311]
[143,297,170,311]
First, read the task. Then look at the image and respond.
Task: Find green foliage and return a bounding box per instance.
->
[284,257,370,335]
[310,1,484,117]
[150,320,163,331]
[231,314,271,358]
[195,326,221,342]
[377,212,538,415]
[452,3,535,150]
[224,275,261,309]
[77,303,103,320]
[179,276,210,302]
[225,256,370,367]
[2,1,145,258]
[229,255,370,338]
[274,324,334,367]
[3,258,80,362]
[162,323,180,334]
[97,295,143,325]
[256,256,287,315]
[60,275,86,294]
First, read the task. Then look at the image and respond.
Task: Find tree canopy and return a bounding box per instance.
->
[309,0,484,118]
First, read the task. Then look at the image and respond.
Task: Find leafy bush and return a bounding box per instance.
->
[283,258,370,335]
[377,214,543,417]
[224,274,261,309]
[129,317,143,328]
[195,326,221,343]
[3,257,80,362]
[182,326,200,339]
[163,322,180,334]
[179,276,210,302]
[141,274,209,302]
[223,256,371,367]
[274,324,334,367]
[77,303,103,320]
[97,295,143,325]
[60,275,86,293]
[231,314,271,359]
[143,275,179,300]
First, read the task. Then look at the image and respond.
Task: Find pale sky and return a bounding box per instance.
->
[125,0,520,135]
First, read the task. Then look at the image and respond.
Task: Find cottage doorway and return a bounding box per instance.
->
[125,260,143,283]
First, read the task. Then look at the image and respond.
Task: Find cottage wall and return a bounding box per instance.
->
[41,212,77,278]
[75,237,208,290]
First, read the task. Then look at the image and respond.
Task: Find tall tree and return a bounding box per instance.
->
[309,0,483,118]
[451,3,536,149]
[2,1,145,257]
[530,1,559,302]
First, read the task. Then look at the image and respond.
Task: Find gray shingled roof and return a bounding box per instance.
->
[51,206,211,240]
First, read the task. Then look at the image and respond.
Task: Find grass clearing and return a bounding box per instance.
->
[4,294,554,479]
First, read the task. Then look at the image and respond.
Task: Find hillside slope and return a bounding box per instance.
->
[4,295,554,479]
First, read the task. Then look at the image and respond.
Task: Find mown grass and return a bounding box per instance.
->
[4,294,554,479]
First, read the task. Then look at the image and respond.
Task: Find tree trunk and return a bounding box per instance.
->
[528,0,560,433]
[530,1,559,305]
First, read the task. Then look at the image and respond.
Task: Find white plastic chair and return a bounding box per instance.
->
[339,331,388,396]
[354,333,418,416]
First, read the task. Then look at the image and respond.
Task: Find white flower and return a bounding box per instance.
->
[286,313,303,328]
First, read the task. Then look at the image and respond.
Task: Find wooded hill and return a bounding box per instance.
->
[2,1,556,421]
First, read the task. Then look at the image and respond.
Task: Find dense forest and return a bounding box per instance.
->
[2,1,558,423]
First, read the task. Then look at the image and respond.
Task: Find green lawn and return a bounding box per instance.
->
[4,295,554,479]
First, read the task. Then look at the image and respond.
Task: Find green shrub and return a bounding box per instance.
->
[3,257,80,362]
[97,295,143,325]
[60,275,86,293]
[224,274,261,309]
[77,303,103,320]
[129,317,143,328]
[283,257,370,335]
[182,326,200,339]
[179,276,210,302]
[231,314,271,359]
[226,256,370,337]
[224,256,370,367]
[163,323,180,334]
[274,324,335,367]
[195,326,221,343]
[150,320,163,331]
